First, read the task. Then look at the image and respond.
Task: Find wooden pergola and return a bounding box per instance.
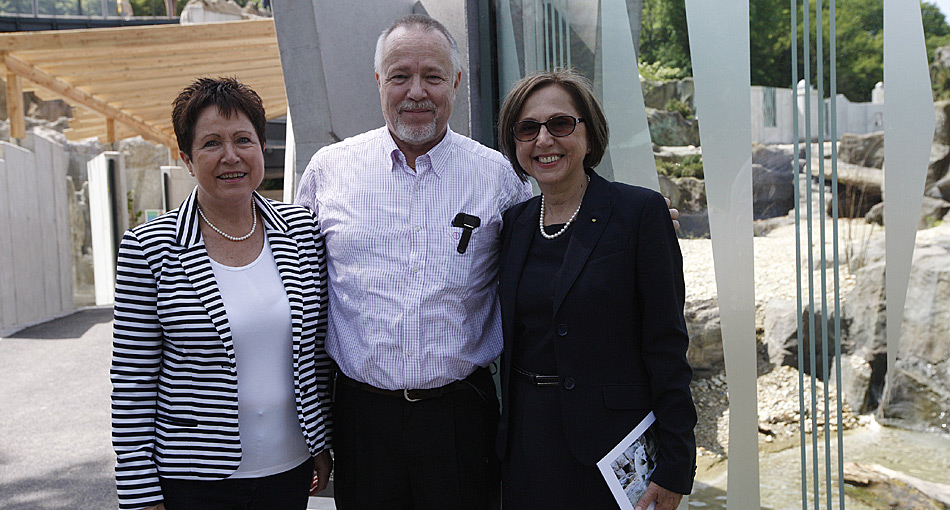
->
[0,18,286,155]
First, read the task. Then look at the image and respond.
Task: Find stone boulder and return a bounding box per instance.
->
[659,174,706,214]
[647,108,700,147]
[25,93,71,122]
[865,196,950,229]
[752,144,794,174]
[928,142,950,197]
[640,77,694,111]
[928,171,950,203]
[659,174,709,238]
[933,100,950,146]
[834,353,885,415]
[838,132,884,169]
[684,298,724,373]
[879,358,950,433]
[921,196,950,227]
[752,163,794,220]
[844,462,950,508]
[839,230,950,430]
[763,299,837,380]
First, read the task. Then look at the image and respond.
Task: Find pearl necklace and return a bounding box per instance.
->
[539,175,589,240]
[197,200,257,242]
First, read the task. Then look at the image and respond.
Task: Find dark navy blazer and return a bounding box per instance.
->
[496,170,697,495]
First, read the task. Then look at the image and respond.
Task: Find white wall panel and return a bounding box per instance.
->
[5,143,44,326]
[0,156,15,332]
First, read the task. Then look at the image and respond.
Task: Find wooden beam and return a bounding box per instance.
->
[38,47,280,74]
[105,117,115,143]
[87,68,282,95]
[58,58,283,82]
[101,83,287,109]
[18,37,280,64]
[0,19,277,52]
[3,53,177,149]
[4,70,25,139]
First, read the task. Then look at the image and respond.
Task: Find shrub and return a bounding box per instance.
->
[665,98,694,119]
[638,61,689,81]
[656,154,704,179]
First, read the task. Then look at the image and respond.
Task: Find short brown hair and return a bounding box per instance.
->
[498,69,609,182]
[172,77,267,159]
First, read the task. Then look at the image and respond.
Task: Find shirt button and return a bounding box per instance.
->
[408,308,415,316]
[412,267,420,273]
[414,226,422,233]
[563,377,575,390]
[557,324,568,336]
[407,350,414,358]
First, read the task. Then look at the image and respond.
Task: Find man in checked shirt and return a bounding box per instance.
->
[295,14,525,509]
[295,13,677,510]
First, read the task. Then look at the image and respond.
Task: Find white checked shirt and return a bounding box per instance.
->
[296,127,532,390]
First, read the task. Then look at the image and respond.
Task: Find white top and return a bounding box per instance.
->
[210,236,311,478]
[296,127,532,390]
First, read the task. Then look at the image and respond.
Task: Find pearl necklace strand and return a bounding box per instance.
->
[539,174,589,240]
[197,200,257,242]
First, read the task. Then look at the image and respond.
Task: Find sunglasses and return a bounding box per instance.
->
[512,115,585,142]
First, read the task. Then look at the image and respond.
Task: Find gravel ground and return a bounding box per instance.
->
[680,217,877,459]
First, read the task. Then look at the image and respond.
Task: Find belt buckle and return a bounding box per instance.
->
[404,389,422,402]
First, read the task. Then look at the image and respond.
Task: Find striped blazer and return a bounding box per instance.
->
[111,189,331,510]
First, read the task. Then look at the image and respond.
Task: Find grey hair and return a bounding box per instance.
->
[373,14,462,76]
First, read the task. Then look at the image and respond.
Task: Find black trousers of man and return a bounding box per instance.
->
[331,367,500,510]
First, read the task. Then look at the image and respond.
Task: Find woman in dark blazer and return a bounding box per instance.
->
[111,78,331,510]
[495,69,697,510]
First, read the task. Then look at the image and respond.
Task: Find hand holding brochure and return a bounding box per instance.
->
[596,411,658,510]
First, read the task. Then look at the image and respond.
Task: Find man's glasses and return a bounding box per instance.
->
[511,116,585,142]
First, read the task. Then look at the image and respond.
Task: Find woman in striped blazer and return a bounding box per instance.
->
[111,78,332,510]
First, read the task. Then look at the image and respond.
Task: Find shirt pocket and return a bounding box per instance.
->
[435,224,478,294]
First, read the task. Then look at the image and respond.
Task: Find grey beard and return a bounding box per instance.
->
[394,118,438,146]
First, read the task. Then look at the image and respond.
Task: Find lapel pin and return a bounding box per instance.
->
[591,218,597,223]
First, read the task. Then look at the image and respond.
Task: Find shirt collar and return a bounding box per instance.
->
[385,127,455,179]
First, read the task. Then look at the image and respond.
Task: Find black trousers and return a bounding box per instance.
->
[332,368,500,510]
[159,457,314,510]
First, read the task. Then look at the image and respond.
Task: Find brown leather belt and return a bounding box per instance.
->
[513,365,560,386]
[337,369,483,402]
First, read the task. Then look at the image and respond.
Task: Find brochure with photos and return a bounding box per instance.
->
[596,411,659,510]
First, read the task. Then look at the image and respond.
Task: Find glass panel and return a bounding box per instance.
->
[496,0,656,186]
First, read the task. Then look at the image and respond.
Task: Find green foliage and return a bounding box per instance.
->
[639,0,950,102]
[665,97,694,119]
[127,191,143,228]
[656,154,704,179]
[128,0,176,16]
[638,61,688,81]
[639,0,692,75]
[932,66,950,101]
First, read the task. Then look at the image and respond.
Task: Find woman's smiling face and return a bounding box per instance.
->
[514,84,589,191]
[182,106,265,210]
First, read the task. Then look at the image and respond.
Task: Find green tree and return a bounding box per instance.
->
[639,0,692,74]
[639,0,950,102]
